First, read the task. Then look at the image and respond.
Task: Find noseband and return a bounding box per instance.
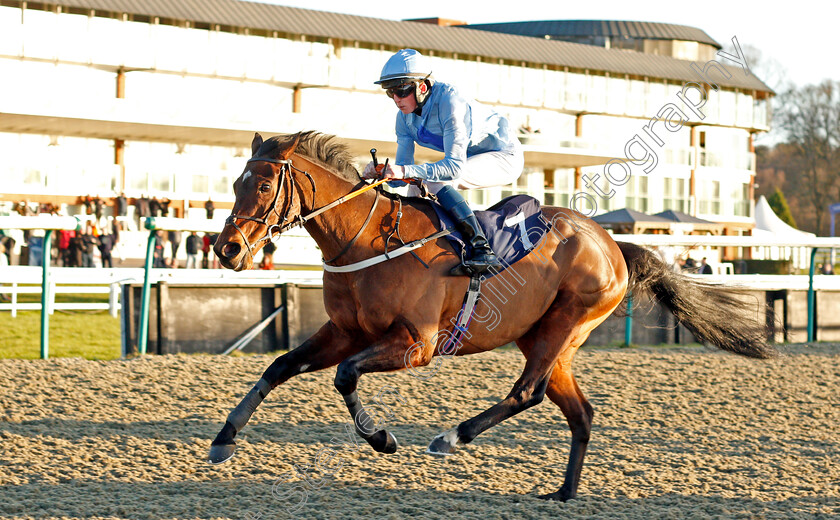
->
[225,157,315,261]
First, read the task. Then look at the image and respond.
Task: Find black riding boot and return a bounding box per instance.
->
[436,186,501,276]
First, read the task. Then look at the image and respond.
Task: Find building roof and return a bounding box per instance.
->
[592,208,673,225]
[462,20,721,48]
[654,209,716,224]
[41,0,772,93]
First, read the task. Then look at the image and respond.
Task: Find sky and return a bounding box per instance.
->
[256,0,830,91]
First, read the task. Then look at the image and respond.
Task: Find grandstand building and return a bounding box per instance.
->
[0,0,773,264]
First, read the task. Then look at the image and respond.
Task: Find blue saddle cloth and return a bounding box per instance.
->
[430,195,548,277]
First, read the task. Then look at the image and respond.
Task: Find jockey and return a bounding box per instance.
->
[363,48,524,275]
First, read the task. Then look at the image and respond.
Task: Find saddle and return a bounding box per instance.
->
[430,195,548,278]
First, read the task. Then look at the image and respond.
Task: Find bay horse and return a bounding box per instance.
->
[209,131,776,501]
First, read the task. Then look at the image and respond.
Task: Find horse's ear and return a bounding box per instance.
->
[251,133,263,157]
[279,133,302,160]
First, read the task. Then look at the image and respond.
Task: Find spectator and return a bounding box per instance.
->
[260,241,276,270]
[27,236,44,266]
[160,197,171,217]
[58,229,73,266]
[0,241,6,302]
[822,262,835,275]
[699,257,713,275]
[80,225,97,268]
[135,195,150,229]
[168,230,182,268]
[93,197,104,219]
[0,243,7,301]
[208,233,220,268]
[115,193,128,217]
[0,234,15,265]
[153,231,166,268]
[201,233,211,269]
[17,202,32,243]
[98,232,114,268]
[149,196,162,217]
[205,198,215,220]
[0,242,9,304]
[68,233,83,267]
[111,220,124,265]
[185,232,201,269]
[135,195,150,217]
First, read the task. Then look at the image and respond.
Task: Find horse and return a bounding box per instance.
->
[208,131,776,501]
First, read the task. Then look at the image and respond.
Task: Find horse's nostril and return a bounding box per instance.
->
[222,242,241,259]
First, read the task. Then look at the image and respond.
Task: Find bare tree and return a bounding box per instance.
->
[776,81,840,234]
[721,42,789,147]
[722,42,790,93]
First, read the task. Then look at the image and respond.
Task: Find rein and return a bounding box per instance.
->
[225,156,388,262]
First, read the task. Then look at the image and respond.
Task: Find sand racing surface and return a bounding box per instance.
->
[1,344,838,519]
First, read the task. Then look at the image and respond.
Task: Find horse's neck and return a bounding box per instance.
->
[292,156,434,265]
[292,156,385,262]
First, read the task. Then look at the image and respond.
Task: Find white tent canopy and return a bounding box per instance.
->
[753,195,815,238]
[752,195,816,269]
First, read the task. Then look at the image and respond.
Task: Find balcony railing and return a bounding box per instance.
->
[698,150,755,170]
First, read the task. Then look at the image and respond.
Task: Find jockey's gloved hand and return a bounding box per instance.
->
[363,161,405,181]
[362,161,379,179]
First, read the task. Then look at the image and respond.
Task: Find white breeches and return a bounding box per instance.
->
[418,149,524,195]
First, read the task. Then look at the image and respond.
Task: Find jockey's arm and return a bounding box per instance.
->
[399,94,468,183]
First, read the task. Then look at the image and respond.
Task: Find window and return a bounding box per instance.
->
[663,178,688,213]
[192,175,209,194]
[543,169,574,207]
[698,180,720,215]
[733,182,750,217]
[625,175,649,213]
[212,175,234,196]
[23,167,44,189]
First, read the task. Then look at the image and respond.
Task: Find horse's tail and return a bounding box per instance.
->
[616,242,777,359]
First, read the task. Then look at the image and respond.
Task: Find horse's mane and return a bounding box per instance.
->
[258,131,362,183]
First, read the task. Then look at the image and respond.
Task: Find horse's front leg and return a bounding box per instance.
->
[208,321,361,464]
[333,317,431,454]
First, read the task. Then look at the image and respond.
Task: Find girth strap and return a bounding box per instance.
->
[322,229,452,273]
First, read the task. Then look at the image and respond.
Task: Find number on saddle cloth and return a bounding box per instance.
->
[431,195,547,278]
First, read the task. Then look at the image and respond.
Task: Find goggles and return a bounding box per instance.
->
[385,83,416,99]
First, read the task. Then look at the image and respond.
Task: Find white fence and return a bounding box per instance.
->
[0,266,323,317]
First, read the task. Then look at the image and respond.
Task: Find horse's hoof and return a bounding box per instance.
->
[383,431,398,454]
[208,443,236,464]
[425,428,459,456]
[537,490,574,502]
[366,430,398,454]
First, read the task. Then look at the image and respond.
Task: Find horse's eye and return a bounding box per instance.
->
[259,183,272,193]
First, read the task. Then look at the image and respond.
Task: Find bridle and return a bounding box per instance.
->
[224,155,389,263]
[224,157,314,261]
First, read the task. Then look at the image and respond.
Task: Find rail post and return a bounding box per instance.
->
[138,218,158,355]
[807,247,818,342]
[39,230,53,359]
[624,291,633,347]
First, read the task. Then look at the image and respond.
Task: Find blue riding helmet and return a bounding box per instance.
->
[375,49,434,102]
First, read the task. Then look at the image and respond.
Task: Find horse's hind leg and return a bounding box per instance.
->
[426,353,553,455]
[514,324,593,502]
[424,310,584,457]
[208,321,361,464]
[537,356,593,502]
[426,305,593,503]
